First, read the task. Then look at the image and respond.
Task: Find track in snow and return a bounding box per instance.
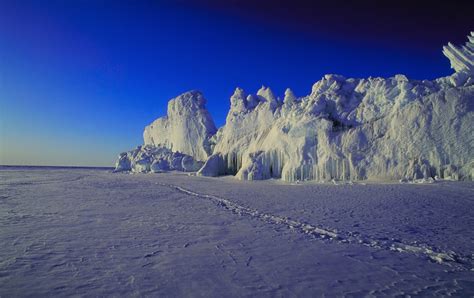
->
[160,183,474,272]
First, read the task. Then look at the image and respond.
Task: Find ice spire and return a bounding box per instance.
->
[257,86,278,109]
[230,87,247,112]
[283,88,296,105]
[442,32,474,75]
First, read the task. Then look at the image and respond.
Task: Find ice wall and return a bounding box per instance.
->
[198,33,474,181]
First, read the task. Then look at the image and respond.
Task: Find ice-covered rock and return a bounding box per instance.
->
[143,90,217,162]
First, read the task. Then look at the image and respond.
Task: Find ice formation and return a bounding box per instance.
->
[143,90,217,161]
[442,32,474,86]
[115,91,215,173]
[116,33,474,181]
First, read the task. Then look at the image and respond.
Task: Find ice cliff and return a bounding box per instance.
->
[116,33,474,181]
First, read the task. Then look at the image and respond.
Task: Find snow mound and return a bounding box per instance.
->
[117,33,474,182]
[115,145,203,173]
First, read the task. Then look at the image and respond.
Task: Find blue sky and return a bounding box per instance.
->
[0,0,469,166]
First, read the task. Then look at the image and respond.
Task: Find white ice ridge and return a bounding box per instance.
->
[116,33,474,181]
[160,182,474,270]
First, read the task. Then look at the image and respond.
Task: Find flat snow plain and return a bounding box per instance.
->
[0,167,473,296]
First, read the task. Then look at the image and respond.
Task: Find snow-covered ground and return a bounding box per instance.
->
[1,167,473,296]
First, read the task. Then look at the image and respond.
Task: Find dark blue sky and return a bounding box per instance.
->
[0,0,472,166]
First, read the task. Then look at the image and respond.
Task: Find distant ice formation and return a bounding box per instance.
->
[116,33,474,182]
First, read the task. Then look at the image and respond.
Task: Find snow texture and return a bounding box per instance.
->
[1,167,473,296]
[117,33,474,182]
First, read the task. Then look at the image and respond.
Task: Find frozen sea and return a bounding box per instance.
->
[0,167,473,296]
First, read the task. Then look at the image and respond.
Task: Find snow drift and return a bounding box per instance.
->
[116,33,474,181]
